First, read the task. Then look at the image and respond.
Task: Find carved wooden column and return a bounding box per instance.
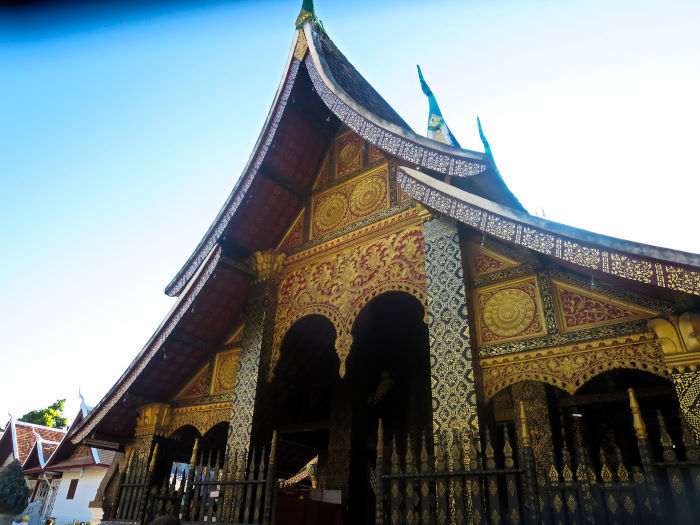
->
[424,217,479,454]
[227,249,286,455]
[648,313,700,438]
[511,381,555,480]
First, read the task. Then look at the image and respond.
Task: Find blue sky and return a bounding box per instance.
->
[1,0,699,423]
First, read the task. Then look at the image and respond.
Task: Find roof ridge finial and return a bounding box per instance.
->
[416,65,460,147]
[296,0,316,29]
[477,116,502,177]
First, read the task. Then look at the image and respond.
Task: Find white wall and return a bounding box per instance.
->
[50,468,107,525]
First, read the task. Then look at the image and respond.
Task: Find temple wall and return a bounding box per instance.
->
[50,468,107,525]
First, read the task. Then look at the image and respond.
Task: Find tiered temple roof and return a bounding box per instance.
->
[70,1,700,448]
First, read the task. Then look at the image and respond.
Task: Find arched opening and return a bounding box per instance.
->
[489,369,681,480]
[557,369,680,469]
[259,314,339,494]
[345,291,431,523]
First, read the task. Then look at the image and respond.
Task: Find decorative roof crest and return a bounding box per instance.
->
[417,65,460,147]
[477,116,502,177]
[296,0,317,29]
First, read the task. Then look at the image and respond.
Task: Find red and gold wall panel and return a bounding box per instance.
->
[474,275,547,345]
[550,279,658,332]
[173,364,210,400]
[311,163,389,239]
[210,348,242,395]
[278,210,305,252]
[469,243,521,278]
[335,131,363,177]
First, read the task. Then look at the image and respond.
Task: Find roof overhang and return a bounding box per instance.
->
[164,19,515,299]
[398,165,700,295]
[71,245,224,444]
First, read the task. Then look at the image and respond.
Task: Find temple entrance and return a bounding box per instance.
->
[262,314,340,511]
[345,291,432,524]
[264,292,431,523]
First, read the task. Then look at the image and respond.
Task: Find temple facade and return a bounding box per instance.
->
[69,3,700,524]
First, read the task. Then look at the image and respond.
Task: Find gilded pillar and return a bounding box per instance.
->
[424,217,479,449]
[227,249,286,454]
[648,313,700,438]
[128,402,171,462]
[510,382,555,479]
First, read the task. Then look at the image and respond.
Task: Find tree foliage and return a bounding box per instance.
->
[19,399,68,429]
[0,460,28,513]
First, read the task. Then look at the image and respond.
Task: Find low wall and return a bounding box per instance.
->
[0,514,15,525]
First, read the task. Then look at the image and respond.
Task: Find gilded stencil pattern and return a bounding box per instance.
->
[474,276,547,345]
[227,277,278,454]
[174,365,210,400]
[469,243,521,278]
[169,403,232,437]
[548,269,673,313]
[610,254,653,284]
[313,155,330,190]
[511,381,555,479]
[479,319,651,358]
[211,348,242,395]
[672,371,700,438]
[368,143,384,164]
[278,211,305,251]
[336,132,363,178]
[396,168,700,296]
[272,224,427,378]
[480,333,667,397]
[424,218,479,445]
[553,282,657,332]
[311,164,389,238]
[285,200,415,258]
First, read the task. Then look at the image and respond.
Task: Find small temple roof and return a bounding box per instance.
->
[0,417,66,466]
[21,433,60,473]
[22,403,113,475]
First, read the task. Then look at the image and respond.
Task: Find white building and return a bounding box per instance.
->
[25,398,114,525]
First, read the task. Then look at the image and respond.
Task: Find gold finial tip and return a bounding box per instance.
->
[519,401,532,447]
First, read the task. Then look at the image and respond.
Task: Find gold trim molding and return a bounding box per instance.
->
[168,402,232,437]
[480,332,667,398]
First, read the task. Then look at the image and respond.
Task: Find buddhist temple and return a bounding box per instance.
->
[69,2,700,523]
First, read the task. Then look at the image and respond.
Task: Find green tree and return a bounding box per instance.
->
[19,399,68,429]
[0,460,28,513]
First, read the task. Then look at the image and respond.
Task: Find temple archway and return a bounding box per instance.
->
[258,314,340,487]
[344,291,432,522]
[490,370,682,481]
